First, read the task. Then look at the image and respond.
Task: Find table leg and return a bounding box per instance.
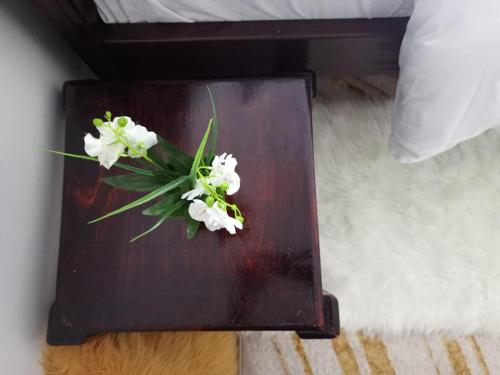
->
[296,294,340,339]
[46,303,88,346]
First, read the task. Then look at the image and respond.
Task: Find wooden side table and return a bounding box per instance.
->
[48,77,339,345]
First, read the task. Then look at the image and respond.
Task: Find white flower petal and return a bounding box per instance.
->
[124,124,158,154]
[220,211,237,234]
[205,220,223,231]
[229,216,243,230]
[182,179,209,200]
[111,116,135,129]
[124,125,144,145]
[225,172,241,195]
[208,153,240,194]
[207,204,242,234]
[123,122,136,132]
[184,154,243,235]
[185,188,201,200]
[223,216,243,234]
[98,142,125,169]
[211,154,224,170]
[84,134,102,157]
[224,154,238,171]
[224,220,236,234]
[128,150,142,158]
[191,189,204,200]
[208,175,224,187]
[143,131,158,148]
[188,199,211,222]
[97,126,117,145]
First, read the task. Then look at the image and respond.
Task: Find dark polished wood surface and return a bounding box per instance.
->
[99,18,407,79]
[36,0,406,79]
[48,77,338,344]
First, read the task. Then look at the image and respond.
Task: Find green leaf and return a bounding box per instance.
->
[44,149,154,176]
[134,158,160,171]
[171,204,189,218]
[206,85,218,161]
[152,169,179,185]
[156,136,193,173]
[189,119,213,182]
[186,216,201,240]
[142,194,183,216]
[147,147,170,170]
[103,173,163,192]
[88,175,189,224]
[130,200,185,242]
[114,162,155,176]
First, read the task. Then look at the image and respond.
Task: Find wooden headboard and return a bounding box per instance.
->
[35,1,408,79]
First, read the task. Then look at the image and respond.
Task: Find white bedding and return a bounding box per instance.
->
[94,0,500,163]
[390,0,500,162]
[94,0,413,23]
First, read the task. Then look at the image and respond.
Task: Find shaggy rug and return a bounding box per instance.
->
[42,332,238,375]
[241,330,500,375]
[241,76,500,375]
[314,76,500,335]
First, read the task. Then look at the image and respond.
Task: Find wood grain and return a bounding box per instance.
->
[48,77,338,344]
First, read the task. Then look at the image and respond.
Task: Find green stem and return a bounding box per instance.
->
[195,169,243,218]
[43,149,155,176]
[142,154,162,169]
[107,122,161,169]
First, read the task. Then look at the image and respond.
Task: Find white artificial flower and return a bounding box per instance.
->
[188,199,213,222]
[209,153,241,195]
[188,199,224,232]
[98,143,126,169]
[84,116,137,169]
[214,204,243,234]
[181,179,209,200]
[99,116,136,145]
[111,116,135,129]
[124,124,158,158]
[83,116,158,169]
[84,133,102,157]
[96,126,119,146]
[84,133,125,169]
[188,199,243,234]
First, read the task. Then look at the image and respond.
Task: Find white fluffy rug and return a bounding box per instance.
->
[314,76,500,335]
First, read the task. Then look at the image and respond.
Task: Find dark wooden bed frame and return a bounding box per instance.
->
[36,1,408,79]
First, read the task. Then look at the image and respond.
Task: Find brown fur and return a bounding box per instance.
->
[42,332,238,375]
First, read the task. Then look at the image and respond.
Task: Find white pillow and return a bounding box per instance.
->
[391,0,500,162]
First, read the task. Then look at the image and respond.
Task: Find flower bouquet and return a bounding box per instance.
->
[48,87,244,241]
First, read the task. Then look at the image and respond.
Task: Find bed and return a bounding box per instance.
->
[37,0,500,162]
[35,0,409,79]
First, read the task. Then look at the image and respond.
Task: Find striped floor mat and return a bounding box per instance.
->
[241,331,500,374]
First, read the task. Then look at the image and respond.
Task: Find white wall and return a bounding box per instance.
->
[0,2,93,373]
